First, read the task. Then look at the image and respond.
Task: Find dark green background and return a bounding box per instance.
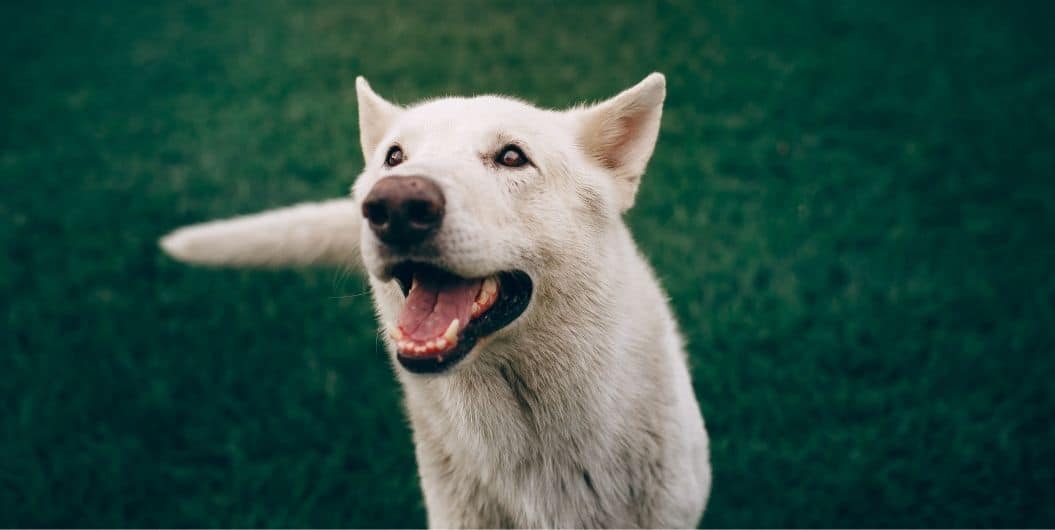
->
[3,1,1053,527]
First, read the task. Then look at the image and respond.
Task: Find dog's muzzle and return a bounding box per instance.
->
[361,175,445,250]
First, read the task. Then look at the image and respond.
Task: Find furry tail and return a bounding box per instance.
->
[159,199,362,269]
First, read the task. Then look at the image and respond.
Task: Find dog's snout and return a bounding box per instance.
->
[362,176,446,247]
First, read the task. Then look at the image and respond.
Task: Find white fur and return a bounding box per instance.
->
[160,74,711,528]
[159,199,361,269]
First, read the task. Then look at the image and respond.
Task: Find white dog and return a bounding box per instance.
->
[161,73,711,528]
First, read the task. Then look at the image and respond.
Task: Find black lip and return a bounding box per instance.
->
[394,267,533,374]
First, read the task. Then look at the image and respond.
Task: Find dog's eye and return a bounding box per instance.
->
[385,146,404,167]
[495,145,529,168]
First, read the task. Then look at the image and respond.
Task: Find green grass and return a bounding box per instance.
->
[2,0,1053,527]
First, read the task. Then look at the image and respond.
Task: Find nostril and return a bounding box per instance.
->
[363,201,389,226]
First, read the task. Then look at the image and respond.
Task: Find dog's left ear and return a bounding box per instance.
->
[576,73,666,212]
[356,76,403,163]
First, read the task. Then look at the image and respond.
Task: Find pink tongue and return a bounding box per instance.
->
[397,269,481,341]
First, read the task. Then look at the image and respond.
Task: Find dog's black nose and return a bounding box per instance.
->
[362,176,446,247]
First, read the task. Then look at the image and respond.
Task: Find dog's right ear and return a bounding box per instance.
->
[356,77,403,163]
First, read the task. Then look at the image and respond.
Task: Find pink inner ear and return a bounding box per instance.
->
[608,114,648,168]
[594,113,646,170]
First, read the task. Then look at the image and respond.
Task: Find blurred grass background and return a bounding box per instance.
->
[2,0,1054,527]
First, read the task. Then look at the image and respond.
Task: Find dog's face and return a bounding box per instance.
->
[352,75,665,374]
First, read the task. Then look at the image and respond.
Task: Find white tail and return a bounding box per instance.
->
[159,199,362,269]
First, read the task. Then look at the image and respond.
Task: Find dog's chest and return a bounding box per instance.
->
[403,362,644,527]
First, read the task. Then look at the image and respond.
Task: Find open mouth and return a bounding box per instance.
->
[387,262,533,374]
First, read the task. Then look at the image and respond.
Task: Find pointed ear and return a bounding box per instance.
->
[356,76,402,162]
[576,73,666,212]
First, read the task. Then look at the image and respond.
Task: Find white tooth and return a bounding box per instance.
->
[426,340,436,350]
[483,277,498,296]
[435,338,448,350]
[397,340,410,351]
[415,345,426,354]
[390,327,404,341]
[444,319,460,343]
[471,302,480,316]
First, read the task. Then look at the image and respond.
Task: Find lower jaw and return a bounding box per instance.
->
[395,321,492,374]
[395,340,476,374]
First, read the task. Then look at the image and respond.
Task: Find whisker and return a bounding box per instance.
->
[332,264,352,291]
[328,289,371,300]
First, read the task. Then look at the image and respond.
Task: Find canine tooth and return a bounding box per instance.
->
[476,280,494,303]
[390,327,404,341]
[483,277,498,296]
[444,319,460,343]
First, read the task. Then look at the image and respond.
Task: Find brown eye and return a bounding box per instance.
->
[385,146,404,167]
[496,145,529,168]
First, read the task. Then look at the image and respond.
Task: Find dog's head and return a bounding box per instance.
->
[353,74,666,374]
